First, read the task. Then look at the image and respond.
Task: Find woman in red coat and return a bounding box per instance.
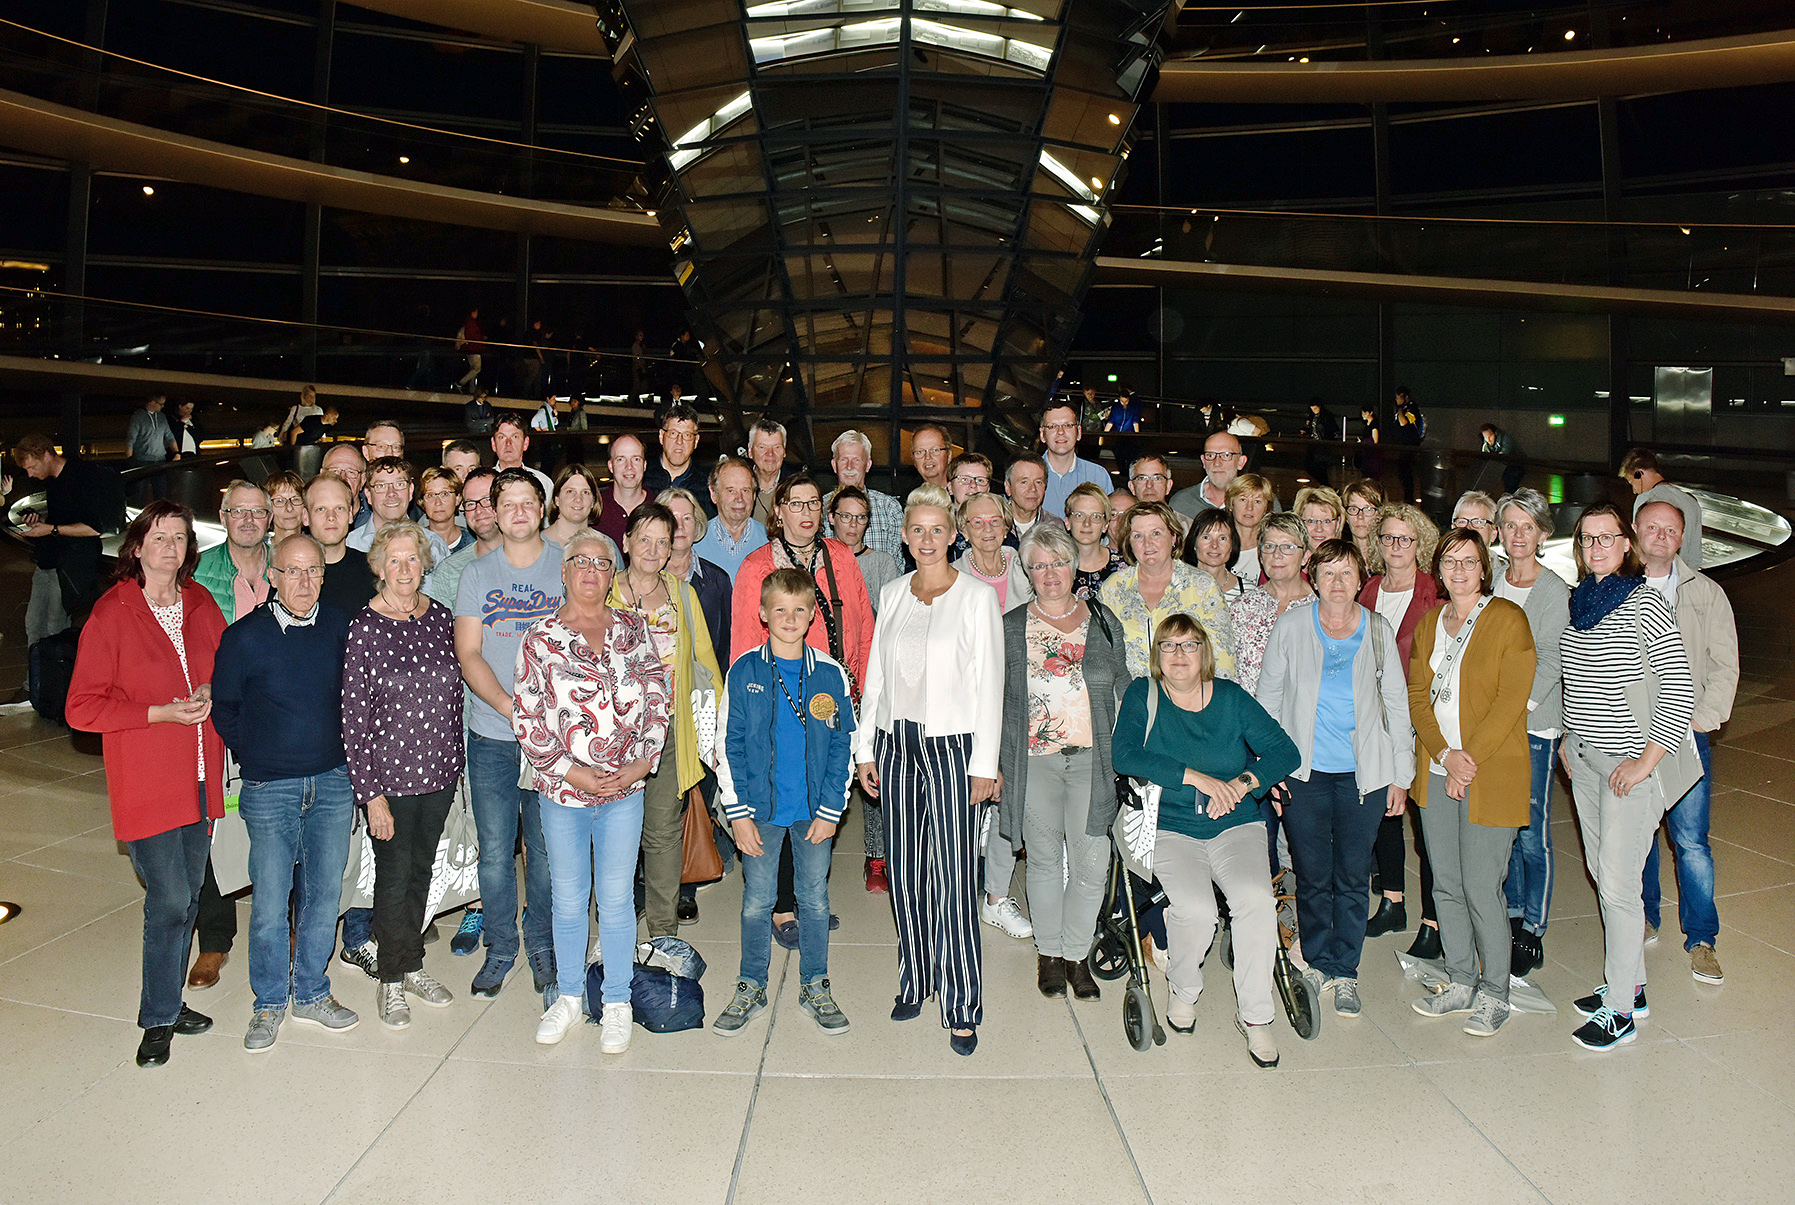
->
[730,473,873,690]
[67,500,227,1068]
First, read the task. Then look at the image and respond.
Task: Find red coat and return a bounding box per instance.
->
[66,580,228,842]
[1358,571,1440,683]
[730,539,874,693]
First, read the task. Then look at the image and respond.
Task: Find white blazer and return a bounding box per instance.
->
[854,571,1005,778]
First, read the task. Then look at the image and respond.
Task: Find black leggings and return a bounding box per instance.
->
[1373,810,1436,923]
[371,786,456,982]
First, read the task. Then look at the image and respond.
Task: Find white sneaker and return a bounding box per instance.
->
[980,896,1033,939]
[599,1002,633,1054]
[535,994,584,1045]
[1237,1017,1279,1068]
[1166,995,1198,1034]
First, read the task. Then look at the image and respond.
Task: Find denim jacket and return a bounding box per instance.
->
[715,644,857,825]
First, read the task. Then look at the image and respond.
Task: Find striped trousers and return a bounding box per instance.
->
[877,720,983,1029]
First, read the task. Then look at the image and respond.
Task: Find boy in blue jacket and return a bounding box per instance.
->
[713,568,857,1036]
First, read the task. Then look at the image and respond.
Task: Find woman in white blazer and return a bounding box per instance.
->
[856,484,1004,1057]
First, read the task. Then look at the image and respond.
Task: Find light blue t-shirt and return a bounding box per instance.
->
[1043,456,1112,519]
[1311,606,1364,775]
[771,655,809,828]
[693,518,769,580]
[455,540,564,740]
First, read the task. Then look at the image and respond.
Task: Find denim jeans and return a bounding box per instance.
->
[1505,733,1560,935]
[466,731,553,965]
[539,790,644,1004]
[1642,733,1717,949]
[240,766,355,1012]
[1282,771,1387,980]
[740,818,834,987]
[126,814,210,1028]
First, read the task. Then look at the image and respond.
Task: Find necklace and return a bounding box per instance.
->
[380,588,423,619]
[623,572,661,611]
[1033,598,1079,621]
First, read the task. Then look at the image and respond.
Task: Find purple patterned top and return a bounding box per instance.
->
[340,601,465,806]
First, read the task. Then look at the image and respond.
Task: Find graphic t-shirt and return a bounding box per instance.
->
[455,541,564,740]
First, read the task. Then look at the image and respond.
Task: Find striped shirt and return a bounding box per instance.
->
[1561,585,1695,759]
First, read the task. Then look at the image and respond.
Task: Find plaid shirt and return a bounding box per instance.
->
[830,485,904,563]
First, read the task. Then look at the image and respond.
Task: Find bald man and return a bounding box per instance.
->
[1169,432,1247,519]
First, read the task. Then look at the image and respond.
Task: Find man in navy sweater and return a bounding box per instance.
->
[212,534,360,1054]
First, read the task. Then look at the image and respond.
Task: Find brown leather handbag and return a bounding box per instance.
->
[680,786,723,884]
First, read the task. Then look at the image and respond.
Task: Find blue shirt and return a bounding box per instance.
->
[771,656,809,828]
[694,518,768,580]
[1043,456,1111,519]
[1311,606,1363,774]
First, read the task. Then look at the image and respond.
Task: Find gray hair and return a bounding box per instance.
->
[1018,522,1077,570]
[656,486,710,544]
[365,519,436,579]
[561,528,621,567]
[1259,511,1311,552]
[1452,490,1499,521]
[956,491,1013,533]
[222,478,269,505]
[831,429,873,461]
[1495,487,1554,539]
[903,483,953,526]
[749,418,787,446]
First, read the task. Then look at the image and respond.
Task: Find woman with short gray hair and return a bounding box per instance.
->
[1493,488,1569,976]
[997,523,1130,1001]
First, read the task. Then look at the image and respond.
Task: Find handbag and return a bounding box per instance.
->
[1113,684,1165,876]
[680,785,723,884]
[675,578,719,767]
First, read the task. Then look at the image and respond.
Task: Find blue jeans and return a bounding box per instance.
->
[1504,734,1559,935]
[1642,733,1717,949]
[466,731,552,965]
[341,906,373,950]
[739,818,834,987]
[240,766,355,1012]
[1282,771,1386,980]
[125,813,210,1028]
[539,790,644,1004]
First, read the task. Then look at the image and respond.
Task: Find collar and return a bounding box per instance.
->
[270,598,319,630]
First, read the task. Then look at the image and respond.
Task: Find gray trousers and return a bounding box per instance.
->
[1564,732,1670,1004]
[1156,824,1278,1025]
[27,568,69,647]
[1419,770,1519,1002]
[982,803,1019,901]
[1020,749,1108,961]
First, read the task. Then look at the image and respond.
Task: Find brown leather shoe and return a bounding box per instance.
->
[186,951,225,990]
[1065,956,1101,1001]
[1037,953,1066,999]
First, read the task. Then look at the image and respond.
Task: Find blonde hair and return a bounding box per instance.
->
[366,519,436,580]
[1369,502,1439,576]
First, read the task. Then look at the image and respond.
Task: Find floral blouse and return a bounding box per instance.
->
[1228,586,1311,697]
[1098,560,1239,681]
[1025,612,1093,755]
[513,610,671,808]
[1073,550,1125,602]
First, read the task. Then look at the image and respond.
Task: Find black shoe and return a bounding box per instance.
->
[1511,928,1543,978]
[890,997,922,1022]
[1365,896,1407,938]
[949,1027,978,1056]
[172,1004,213,1036]
[676,896,699,925]
[1065,957,1101,1002]
[136,1025,174,1067]
[1037,954,1067,999]
[1406,923,1442,961]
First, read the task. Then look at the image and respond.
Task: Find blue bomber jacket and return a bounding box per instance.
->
[715,644,857,826]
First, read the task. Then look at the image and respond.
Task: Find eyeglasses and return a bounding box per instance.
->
[1026,559,1070,574]
[1156,639,1205,654]
[1200,451,1241,463]
[1439,556,1483,571]
[366,443,403,458]
[270,496,304,510]
[964,516,1006,530]
[663,428,700,444]
[1301,516,1336,529]
[1379,533,1417,548]
[369,481,411,494]
[221,506,271,519]
[1067,509,1106,523]
[1261,542,1302,556]
[1129,473,1170,486]
[1454,517,1496,531]
[1344,504,1378,518]
[1576,532,1624,548]
[951,475,990,488]
[423,490,459,502]
[1041,422,1080,434]
[782,497,823,513]
[462,497,496,512]
[274,565,324,580]
[568,555,613,571]
[831,510,869,523]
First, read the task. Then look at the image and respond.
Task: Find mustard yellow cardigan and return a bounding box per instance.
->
[1406,598,1535,827]
[608,570,721,794]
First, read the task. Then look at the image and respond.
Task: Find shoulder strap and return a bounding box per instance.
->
[1145,680,1159,742]
[1368,608,1390,735]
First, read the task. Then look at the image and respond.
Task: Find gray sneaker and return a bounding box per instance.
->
[378,982,411,1030]
[1463,991,1511,1037]
[244,1008,283,1053]
[290,995,360,1032]
[402,969,454,1008]
[1412,981,1476,1017]
[1329,977,1361,1017]
[711,981,768,1036]
[799,978,851,1035]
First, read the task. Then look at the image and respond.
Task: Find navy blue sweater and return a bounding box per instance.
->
[212,602,352,780]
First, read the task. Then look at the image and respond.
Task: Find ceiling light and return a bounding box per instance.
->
[141,185,154,196]
[1298,57,1308,63]
[1565,29,1576,40]
[1107,113,1120,125]
[398,155,410,164]
[1090,177,1104,190]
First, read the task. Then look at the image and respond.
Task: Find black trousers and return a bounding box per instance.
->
[194,856,238,954]
[1373,810,1436,923]
[371,786,456,983]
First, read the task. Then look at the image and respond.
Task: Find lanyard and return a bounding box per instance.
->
[1430,595,1490,707]
[775,656,808,729]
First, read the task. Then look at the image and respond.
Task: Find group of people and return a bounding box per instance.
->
[50,386,1734,1070]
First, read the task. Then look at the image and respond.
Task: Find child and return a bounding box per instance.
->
[713,568,857,1036]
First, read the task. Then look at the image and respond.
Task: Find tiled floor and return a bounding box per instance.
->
[4,545,1795,1204]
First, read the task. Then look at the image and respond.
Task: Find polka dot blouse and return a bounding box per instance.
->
[340,601,465,806]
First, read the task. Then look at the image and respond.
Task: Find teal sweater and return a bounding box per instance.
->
[1111,678,1299,842]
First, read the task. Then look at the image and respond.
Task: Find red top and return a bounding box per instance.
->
[1357,571,1440,682]
[730,538,874,695]
[66,579,228,842]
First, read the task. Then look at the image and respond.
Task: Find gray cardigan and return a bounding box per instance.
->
[996,601,1132,848]
[1255,603,1416,794]
[1502,565,1569,735]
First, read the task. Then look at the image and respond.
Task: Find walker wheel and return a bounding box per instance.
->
[1089,931,1130,982]
[1123,983,1155,1053]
